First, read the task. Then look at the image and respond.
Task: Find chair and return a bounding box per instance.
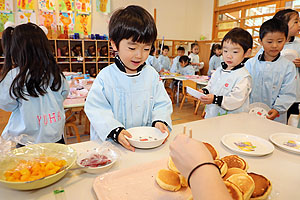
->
[65,109,81,143]
[179,80,202,115]
[163,79,175,103]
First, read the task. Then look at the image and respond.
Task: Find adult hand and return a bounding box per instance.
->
[200,94,214,104]
[169,134,213,177]
[267,109,279,120]
[155,122,170,143]
[118,130,135,152]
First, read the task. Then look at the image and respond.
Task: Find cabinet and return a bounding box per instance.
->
[50,39,115,77]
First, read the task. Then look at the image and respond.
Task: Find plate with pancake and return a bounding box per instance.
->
[221,133,274,156]
[269,133,300,154]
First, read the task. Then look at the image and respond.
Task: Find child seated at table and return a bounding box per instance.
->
[245,18,296,124]
[158,45,171,72]
[170,46,185,73]
[84,5,173,151]
[179,55,195,75]
[199,28,252,118]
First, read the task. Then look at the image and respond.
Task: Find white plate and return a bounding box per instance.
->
[221,133,274,156]
[269,133,300,154]
[249,102,271,118]
[125,127,168,149]
[281,49,299,62]
[186,86,206,99]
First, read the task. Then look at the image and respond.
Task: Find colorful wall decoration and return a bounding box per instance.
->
[38,0,55,11]
[75,12,90,35]
[58,0,74,12]
[16,10,37,24]
[75,0,91,13]
[59,11,74,33]
[0,12,13,31]
[96,0,110,14]
[0,0,13,12]
[17,0,35,10]
[39,11,56,30]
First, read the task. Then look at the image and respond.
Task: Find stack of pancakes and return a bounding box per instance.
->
[156,142,272,200]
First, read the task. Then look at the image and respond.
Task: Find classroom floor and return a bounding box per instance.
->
[0,101,205,144]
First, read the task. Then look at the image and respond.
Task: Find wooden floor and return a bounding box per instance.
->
[0,100,205,144]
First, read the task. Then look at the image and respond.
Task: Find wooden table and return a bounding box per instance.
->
[1,113,300,199]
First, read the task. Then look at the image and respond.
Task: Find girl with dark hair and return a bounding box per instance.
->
[145,44,160,72]
[0,23,69,144]
[274,9,300,120]
[208,44,222,76]
[179,55,194,75]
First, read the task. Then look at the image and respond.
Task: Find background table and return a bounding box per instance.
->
[1,113,300,199]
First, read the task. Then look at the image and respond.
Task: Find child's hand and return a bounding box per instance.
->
[293,58,300,67]
[266,109,279,120]
[155,122,170,143]
[200,94,214,104]
[118,130,135,152]
[198,89,203,93]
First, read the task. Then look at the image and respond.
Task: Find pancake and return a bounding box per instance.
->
[214,159,228,177]
[223,167,247,180]
[156,169,181,191]
[248,172,272,200]
[224,180,244,200]
[226,173,255,200]
[204,142,219,160]
[179,174,188,187]
[168,157,180,173]
[221,155,248,171]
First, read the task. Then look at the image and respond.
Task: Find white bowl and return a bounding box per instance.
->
[125,126,168,149]
[76,148,117,174]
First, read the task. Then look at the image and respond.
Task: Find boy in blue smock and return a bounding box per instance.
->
[158,45,171,72]
[84,5,173,151]
[170,46,185,73]
[199,28,252,118]
[245,18,296,124]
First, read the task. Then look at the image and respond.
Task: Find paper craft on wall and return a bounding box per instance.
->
[38,0,55,11]
[16,10,37,24]
[58,0,74,12]
[0,12,13,32]
[39,11,56,31]
[17,0,35,10]
[75,13,91,35]
[75,0,91,13]
[59,12,74,34]
[96,0,110,14]
[0,0,13,12]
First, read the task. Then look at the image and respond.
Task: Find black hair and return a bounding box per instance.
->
[191,43,199,50]
[109,5,157,49]
[162,45,169,51]
[177,46,185,51]
[179,55,191,66]
[2,22,63,100]
[1,27,14,74]
[274,9,299,41]
[259,18,288,40]
[210,43,222,58]
[149,43,156,56]
[222,27,253,53]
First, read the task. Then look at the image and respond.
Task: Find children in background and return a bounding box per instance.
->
[170,46,185,73]
[158,45,171,72]
[146,44,160,72]
[274,9,300,120]
[179,56,195,75]
[200,28,252,118]
[208,44,223,76]
[245,18,296,124]
[84,5,173,152]
[0,23,69,144]
[189,43,203,74]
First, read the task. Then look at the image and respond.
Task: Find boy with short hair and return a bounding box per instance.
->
[245,18,296,124]
[158,45,171,72]
[85,5,173,151]
[170,46,185,73]
[200,28,252,118]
